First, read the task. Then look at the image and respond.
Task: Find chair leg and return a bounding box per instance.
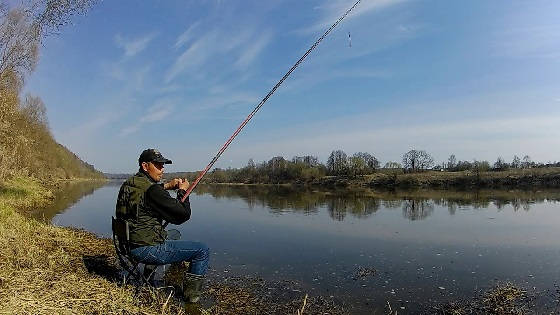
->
[143,264,157,283]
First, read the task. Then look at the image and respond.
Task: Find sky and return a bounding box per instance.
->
[24,0,560,173]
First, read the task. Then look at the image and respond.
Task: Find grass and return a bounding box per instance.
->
[0,177,188,314]
[435,283,530,315]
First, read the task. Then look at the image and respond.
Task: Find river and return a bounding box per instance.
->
[37,181,560,313]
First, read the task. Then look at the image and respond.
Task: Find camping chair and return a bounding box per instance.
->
[111,216,159,287]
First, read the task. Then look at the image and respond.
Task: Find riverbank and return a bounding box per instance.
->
[0,177,187,314]
[301,168,560,189]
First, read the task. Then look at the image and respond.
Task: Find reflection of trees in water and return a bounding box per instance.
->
[382,200,403,209]
[327,197,347,221]
[496,198,532,212]
[196,185,560,222]
[402,199,434,220]
[327,195,380,221]
[29,180,107,221]
[196,185,380,220]
[430,191,541,214]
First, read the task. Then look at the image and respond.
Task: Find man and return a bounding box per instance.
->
[115,148,209,303]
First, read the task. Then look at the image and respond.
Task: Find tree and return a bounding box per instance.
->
[473,160,490,172]
[493,157,508,171]
[402,149,434,172]
[292,155,319,167]
[456,160,473,171]
[348,155,367,176]
[247,158,255,169]
[0,8,40,84]
[522,155,532,169]
[353,152,379,172]
[448,154,456,171]
[21,94,48,128]
[0,0,95,85]
[267,156,287,181]
[327,150,348,175]
[511,155,521,169]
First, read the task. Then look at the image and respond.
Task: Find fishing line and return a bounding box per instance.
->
[180,0,362,202]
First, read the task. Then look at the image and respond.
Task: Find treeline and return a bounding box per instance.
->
[438,153,559,172]
[178,149,560,185]
[0,1,102,181]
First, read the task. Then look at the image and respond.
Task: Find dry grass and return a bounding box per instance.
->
[0,177,189,314]
[436,283,529,315]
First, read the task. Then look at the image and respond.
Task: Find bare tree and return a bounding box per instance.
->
[292,155,319,167]
[0,0,95,85]
[327,149,348,175]
[21,93,48,127]
[353,152,379,171]
[448,154,456,171]
[522,155,532,169]
[402,149,434,172]
[511,155,521,169]
[0,8,40,84]
[493,157,508,171]
[247,158,255,169]
[31,0,96,37]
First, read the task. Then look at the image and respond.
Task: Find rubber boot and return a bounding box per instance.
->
[183,272,204,303]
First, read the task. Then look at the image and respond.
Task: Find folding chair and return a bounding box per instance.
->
[111,216,159,287]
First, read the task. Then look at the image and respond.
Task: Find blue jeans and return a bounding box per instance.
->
[130,240,209,275]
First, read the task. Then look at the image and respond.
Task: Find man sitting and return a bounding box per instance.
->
[115,148,209,303]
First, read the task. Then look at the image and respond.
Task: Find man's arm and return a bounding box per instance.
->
[145,184,191,224]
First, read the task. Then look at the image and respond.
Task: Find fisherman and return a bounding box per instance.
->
[115,148,209,303]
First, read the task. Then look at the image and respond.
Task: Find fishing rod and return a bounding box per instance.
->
[180,0,362,202]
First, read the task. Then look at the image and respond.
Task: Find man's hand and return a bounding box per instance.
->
[164,178,185,190]
[178,178,190,191]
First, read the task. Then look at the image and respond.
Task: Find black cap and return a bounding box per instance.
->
[138,149,172,165]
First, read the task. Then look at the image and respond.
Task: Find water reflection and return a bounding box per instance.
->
[195,185,560,222]
[29,180,109,221]
[402,199,434,220]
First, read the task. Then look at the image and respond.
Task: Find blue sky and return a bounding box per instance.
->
[25,0,560,173]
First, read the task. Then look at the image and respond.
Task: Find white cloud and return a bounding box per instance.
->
[165,32,216,83]
[283,67,389,93]
[140,100,175,123]
[119,124,140,137]
[303,0,407,34]
[234,33,272,70]
[120,99,177,137]
[115,32,157,57]
[174,21,201,50]
[491,2,560,60]
[165,26,270,83]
